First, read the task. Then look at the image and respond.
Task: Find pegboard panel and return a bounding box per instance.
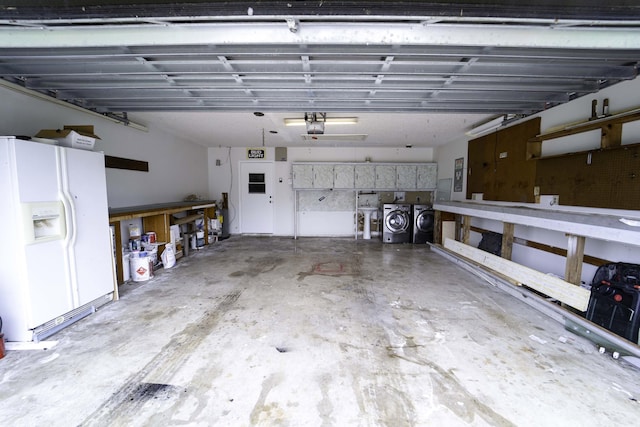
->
[536,143,640,209]
[466,132,496,199]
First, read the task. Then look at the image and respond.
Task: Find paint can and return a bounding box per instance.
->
[129,238,141,251]
[130,252,152,282]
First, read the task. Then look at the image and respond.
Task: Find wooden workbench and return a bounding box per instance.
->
[109,201,217,284]
[433,200,640,285]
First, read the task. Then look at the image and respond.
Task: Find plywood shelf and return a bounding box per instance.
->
[529,108,640,144]
[433,200,640,297]
[171,213,203,226]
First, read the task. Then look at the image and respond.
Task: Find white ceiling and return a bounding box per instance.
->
[129,111,487,148]
[1,1,639,148]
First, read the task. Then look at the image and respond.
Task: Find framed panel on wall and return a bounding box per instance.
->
[454,157,464,192]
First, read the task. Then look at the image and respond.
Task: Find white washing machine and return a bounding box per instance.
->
[382,204,412,243]
[413,204,434,244]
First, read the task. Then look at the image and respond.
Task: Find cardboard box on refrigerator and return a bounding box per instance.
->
[35,125,100,150]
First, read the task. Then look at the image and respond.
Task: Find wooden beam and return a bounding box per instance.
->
[444,238,590,311]
[565,234,586,285]
[501,222,514,260]
[171,213,203,226]
[105,155,149,172]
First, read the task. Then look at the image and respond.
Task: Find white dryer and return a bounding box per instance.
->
[382,204,412,243]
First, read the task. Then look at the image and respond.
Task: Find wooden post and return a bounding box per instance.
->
[111,221,124,285]
[501,222,515,260]
[565,234,586,285]
[455,214,462,241]
[601,123,622,149]
[434,210,442,244]
[461,215,471,244]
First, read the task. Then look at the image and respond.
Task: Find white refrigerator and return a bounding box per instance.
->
[0,136,115,342]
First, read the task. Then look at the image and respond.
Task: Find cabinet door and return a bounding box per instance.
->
[292,164,313,189]
[355,164,375,188]
[396,165,417,189]
[375,165,396,189]
[333,164,354,189]
[313,164,334,188]
[417,164,438,189]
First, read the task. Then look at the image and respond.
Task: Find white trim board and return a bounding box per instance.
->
[443,238,590,311]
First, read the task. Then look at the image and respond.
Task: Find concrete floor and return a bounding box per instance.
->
[0,236,638,426]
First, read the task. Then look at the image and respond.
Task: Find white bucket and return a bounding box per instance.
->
[130,254,152,282]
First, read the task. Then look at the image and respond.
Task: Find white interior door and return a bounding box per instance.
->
[240,161,274,234]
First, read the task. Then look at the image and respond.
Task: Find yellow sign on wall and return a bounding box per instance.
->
[247,148,265,159]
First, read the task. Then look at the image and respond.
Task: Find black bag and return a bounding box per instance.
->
[591,262,640,288]
[585,262,640,344]
[478,231,502,256]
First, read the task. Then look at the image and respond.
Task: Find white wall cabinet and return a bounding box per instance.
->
[292,162,437,190]
[375,165,396,189]
[292,163,336,189]
[396,165,417,189]
[417,164,438,189]
[292,164,314,189]
[313,164,334,188]
[333,164,355,188]
[355,164,376,188]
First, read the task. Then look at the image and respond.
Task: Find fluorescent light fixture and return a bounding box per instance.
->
[301,134,368,141]
[466,116,505,137]
[284,117,358,126]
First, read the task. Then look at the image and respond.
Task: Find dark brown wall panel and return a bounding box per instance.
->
[467,117,541,203]
[467,132,496,199]
[536,143,640,209]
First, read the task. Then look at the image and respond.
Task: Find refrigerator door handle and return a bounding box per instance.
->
[57,149,75,246]
[59,190,74,245]
[57,147,80,306]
